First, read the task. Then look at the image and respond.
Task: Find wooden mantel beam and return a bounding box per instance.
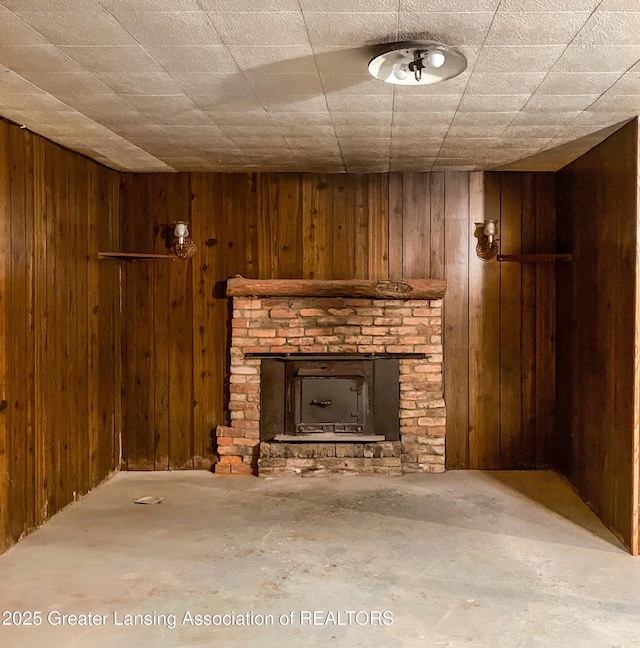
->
[226,277,446,300]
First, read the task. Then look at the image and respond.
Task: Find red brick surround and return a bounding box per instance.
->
[215,297,446,476]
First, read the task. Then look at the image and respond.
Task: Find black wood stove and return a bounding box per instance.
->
[258,355,400,442]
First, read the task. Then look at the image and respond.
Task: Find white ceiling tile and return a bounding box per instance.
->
[2,92,71,112]
[301,0,398,10]
[0,11,51,45]
[196,95,265,111]
[59,45,162,73]
[260,94,328,111]
[244,72,324,96]
[535,71,621,95]
[394,74,469,94]
[226,46,315,72]
[464,73,545,95]
[499,0,600,9]
[66,93,133,114]
[400,0,500,9]
[269,111,333,125]
[447,124,507,137]
[112,11,222,46]
[19,70,110,96]
[606,71,640,93]
[398,12,495,47]
[333,123,390,136]
[95,71,183,95]
[586,93,640,112]
[441,136,497,148]
[4,0,104,10]
[209,12,309,46]
[313,46,381,75]
[0,67,45,93]
[218,124,281,137]
[574,11,640,46]
[391,124,449,137]
[597,0,640,8]
[18,10,136,46]
[331,111,391,125]
[502,124,565,138]
[486,12,590,46]
[201,0,299,9]
[326,94,393,111]
[473,46,565,73]
[320,74,392,95]
[304,12,398,48]
[99,0,202,10]
[452,111,519,125]
[457,94,530,111]
[0,46,82,77]
[393,94,461,111]
[509,111,582,125]
[555,44,640,73]
[524,93,601,110]
[146,46,239,76]
[393,111,455,124]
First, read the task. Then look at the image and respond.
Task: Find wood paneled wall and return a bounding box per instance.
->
[556,119,640,554]
[0,119,121,555]
[119,171,557,472]
[465,172,557,470]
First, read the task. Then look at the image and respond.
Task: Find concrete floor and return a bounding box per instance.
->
[0,471,639,648]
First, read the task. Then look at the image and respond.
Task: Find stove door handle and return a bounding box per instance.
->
[310,399,332,408]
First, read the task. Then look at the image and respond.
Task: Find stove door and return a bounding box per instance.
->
[297,376,363,430]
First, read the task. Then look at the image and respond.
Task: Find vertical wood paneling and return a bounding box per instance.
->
[353,176,368,279]
[332,176,356,280]
[520,173,537,469]
[402,173,431,278]
[0,123,10,551]
[367,174,389,279]
[0,119,120,555]
[302,175,333,280]
[388,173,403,278]
[469,172,501,469]
[535,174,557,468]
[430,173,445,279]
[275,174,303,279]
[556,120,639,553]
[191,174,223,470]
[443,172,470,468]
[499,173,523,469]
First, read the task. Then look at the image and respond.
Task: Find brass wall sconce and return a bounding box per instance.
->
[173,221,197,259]
[475,220,499,261]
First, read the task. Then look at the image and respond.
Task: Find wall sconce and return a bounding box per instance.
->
[475,220,499,261]
[173,221,197,259]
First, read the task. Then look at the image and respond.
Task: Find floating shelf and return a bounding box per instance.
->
[497,254,573,263]
[98,252,176,262]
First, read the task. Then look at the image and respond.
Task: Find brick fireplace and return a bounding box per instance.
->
[215,279,446,477]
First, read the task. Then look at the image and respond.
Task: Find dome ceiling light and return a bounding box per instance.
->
[368,41,467,86]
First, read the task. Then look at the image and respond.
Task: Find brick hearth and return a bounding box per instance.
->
[215,296,446,476]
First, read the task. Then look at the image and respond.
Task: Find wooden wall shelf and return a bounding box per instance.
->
[496,254,572,263]
[98,252,176,262]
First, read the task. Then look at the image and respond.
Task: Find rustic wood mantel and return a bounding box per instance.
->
[226,277,447,300]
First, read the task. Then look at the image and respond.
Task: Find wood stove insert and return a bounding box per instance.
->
[258,355,401,442]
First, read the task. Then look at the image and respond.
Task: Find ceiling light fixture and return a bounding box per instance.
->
[368,41,466,86]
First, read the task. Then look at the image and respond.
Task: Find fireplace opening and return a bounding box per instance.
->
[260,356,400,442]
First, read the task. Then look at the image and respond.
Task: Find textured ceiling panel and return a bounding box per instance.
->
[0,1,639,171]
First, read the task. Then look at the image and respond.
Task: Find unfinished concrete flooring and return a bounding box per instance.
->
[0,471,638,647]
